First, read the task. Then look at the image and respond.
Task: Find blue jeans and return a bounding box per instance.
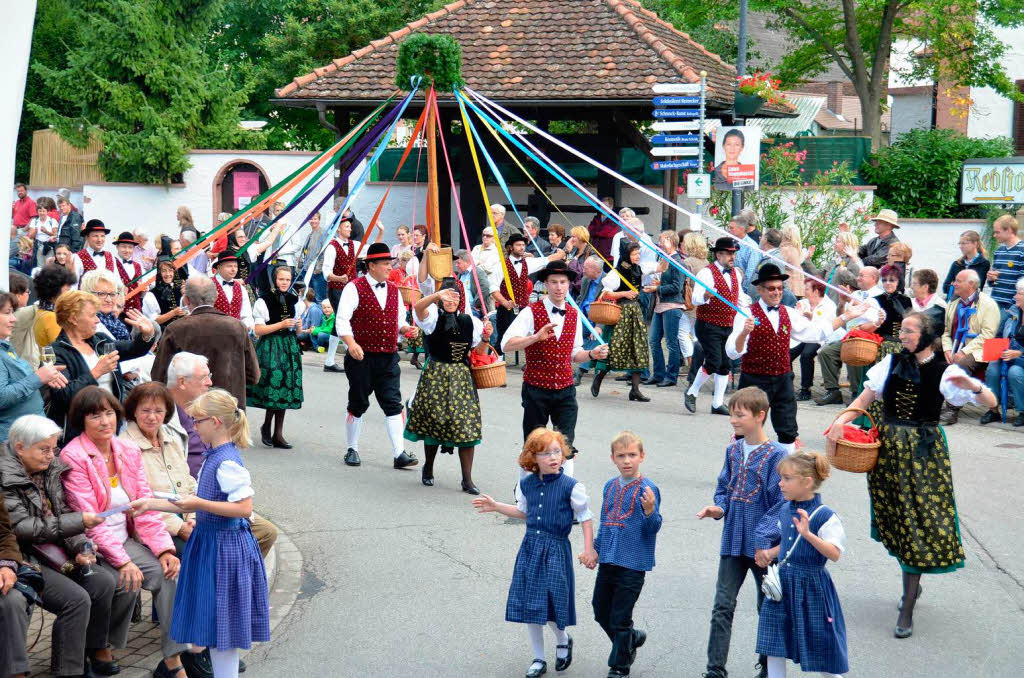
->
[310,273,327,302]
[649,309,681,383]
[985,361,1024,412]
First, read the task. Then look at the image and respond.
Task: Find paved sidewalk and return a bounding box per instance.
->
[26,528,301,678]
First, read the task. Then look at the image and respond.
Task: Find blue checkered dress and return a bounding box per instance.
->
[171,443,270,650]
[755,496,848,674]
[505,471,579,628]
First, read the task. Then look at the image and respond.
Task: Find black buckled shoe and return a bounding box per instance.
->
[272,438,293,450]
[180,649,213,678]
[323,363,344,373]
[152,659,187,678]
[525,660,547,678]
[421,469,434,486]
[461,480,480,495]
[711,404,730,416]
[555,635,573,671]
[260,424,273,447]
[684,393,697,413]
[343,448,361,466]
[88,654,122,676]
[394,451,419,469]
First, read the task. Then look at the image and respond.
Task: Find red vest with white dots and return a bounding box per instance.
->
[351,276,399,353]
[214,278,243,319]
[740,303,793,376]
[454,276,467,314]
[695,264,740,327]
[499,257,533,309]
[328,239,356,290]
[523,301,577,390]
[115,259,143,313]
[76,249,116,275]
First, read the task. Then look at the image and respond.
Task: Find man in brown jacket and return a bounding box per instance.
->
[151,275,260,408]
[0,495,30,678]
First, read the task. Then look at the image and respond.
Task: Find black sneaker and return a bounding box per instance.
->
[979,410,1000,425]
[815,389,843,406]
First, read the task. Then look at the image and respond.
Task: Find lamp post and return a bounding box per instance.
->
[732,0,748,217]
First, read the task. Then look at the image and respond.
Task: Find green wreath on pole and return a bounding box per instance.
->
[395,33,464,91]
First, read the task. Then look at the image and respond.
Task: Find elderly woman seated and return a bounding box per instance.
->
[59,386,190,678]
[0,494,28,678]
[119,382,197,552]
[982,277,1024,427]
[49,289,156,438]
[0,414,135,677]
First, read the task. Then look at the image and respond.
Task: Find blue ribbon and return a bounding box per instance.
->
[455,89,753,323]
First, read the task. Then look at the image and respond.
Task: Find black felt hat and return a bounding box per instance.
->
[751,263,789,286]
[81,219,110,235]
[710,237,741,253]
[535,259,578,282]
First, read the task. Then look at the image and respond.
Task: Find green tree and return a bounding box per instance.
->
[652,0,1024,150]
[30,0,261,184]
[212,0,444,150]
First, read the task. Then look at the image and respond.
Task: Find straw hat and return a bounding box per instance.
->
[871,209,899,228]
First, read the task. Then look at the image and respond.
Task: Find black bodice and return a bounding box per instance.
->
[425,313,474,363]
[614,264,642,294]
[260,290,298,335]
[874,292,912,337]
[881,354,948,423]
[153,281,178,316]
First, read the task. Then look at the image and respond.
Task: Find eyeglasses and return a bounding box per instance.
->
[33,446,59,457]
[94,292,117,300]
[898,327,919,335]
[535,449,562,458]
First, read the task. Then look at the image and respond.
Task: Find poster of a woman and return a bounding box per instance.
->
[712,126,760,191]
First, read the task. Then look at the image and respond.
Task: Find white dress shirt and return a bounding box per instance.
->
[336,276,406,339]
[726,299,827,359]
[500,296,585,360]
[141,292,161,322]
[321,237,358,280]
[792,297,837,347]
[692,261,749,307]
[73,248,113,279]
[214,274,254,331]
[471,244,501,290]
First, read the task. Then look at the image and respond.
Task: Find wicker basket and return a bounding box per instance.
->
[425,247,453,281]
[398,285,422,306]
[826,408,881,473]
[471,344,507,389]
[840,336,879,366]
[589,300,621,326]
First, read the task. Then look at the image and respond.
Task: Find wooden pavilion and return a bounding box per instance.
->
[273,0,790,243]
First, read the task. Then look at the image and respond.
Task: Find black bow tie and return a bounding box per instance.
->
[223,281,235,287]
[122,259,132,265]
[92,251,104,258]
[550,307,566,316]
[720,266,733,274]
[765,305,779,313]
[375,282,386,289]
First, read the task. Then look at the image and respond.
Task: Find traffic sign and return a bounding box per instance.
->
[650,159,700,170]
[687,173,711,199]
[652,83,702,94]
[651,147,699,157]
[651,133,699,144]
[651,120,719,132]
[652,109,700,119]
[653,96,701,107]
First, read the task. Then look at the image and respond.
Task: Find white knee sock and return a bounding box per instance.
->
[712,374,729,407]
[767,656,787,678]
[687,368,711,396]
[561,458,575,478]
[209,648,239,678]
[527,623,545,661]
[325,335,341,366]
[345,413,362,452]
[385,414,405,458]
[548,622,569,659]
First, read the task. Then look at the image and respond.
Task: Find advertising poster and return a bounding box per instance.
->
[712,126,760,191]
[233,170,260,209]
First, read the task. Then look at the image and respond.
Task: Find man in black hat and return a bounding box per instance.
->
[490,233,565,354]
[336,242,420,470]
[502,260,609,468]
[210,250,255,331]
[113,231,144,314]
[72,219,116,280]
[685,237,748,415]
[725,263,826,453]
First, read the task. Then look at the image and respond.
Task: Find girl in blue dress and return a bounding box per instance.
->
[132,389,270,678]
[472,427,596,678]
[754,452,848,678]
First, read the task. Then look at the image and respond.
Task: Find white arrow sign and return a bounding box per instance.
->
[651,120,719,132]
[651,147,700,157]
[652,83,702,94]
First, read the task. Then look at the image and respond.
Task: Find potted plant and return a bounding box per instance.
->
[735,73,787,117]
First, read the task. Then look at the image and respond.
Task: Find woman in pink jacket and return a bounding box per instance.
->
[60,386,191,678]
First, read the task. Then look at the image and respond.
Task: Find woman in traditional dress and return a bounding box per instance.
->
[872,264,913,360]
[404,277,492,494]
[589,241,654,402]
[142,255,188,327]
[248,265,303,449]
[827,311,996,639]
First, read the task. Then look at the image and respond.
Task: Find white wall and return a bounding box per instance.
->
[968,25,1024,140]
[897,218,988,275]
[890,94,933,140]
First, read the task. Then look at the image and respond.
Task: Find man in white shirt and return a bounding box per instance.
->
[491,233,565,353]
[73,220,117,280]
[790,279,837,401]
[336,243,419,470]
[113,231,144,314]
[502,260,608,467]
[210,251,255,331]
[470,227,501,291]
[815,267,883,405]
[726,264,827,453]
[320,219,357,372]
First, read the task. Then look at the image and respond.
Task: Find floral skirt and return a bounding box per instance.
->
[404,359,482,447]
[867,421,965,574]
[247,333,303,410]
[604,301,649,372]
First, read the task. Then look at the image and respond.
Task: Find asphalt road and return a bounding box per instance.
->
[241,354,1024,678]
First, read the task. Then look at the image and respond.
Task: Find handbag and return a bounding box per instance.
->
[761,504,827,603]
[13,562,45,611]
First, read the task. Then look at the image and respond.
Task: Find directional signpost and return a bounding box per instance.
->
[651,72,709,222]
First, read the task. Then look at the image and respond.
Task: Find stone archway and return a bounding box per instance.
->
[211,160,270,225]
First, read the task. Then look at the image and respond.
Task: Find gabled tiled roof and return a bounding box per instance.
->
[273,0,753,109]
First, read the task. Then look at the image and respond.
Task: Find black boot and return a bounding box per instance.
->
[591,369,607,398]
[628,373,650,402]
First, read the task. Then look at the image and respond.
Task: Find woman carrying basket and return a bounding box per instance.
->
[826,311,996,640]
[405,277,493,494]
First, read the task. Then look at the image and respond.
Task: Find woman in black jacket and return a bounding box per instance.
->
[48,290,155,439]
[1,413,136,677]
[942,230,990,299]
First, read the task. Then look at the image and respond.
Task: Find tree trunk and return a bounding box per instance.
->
[855,86,884,151]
